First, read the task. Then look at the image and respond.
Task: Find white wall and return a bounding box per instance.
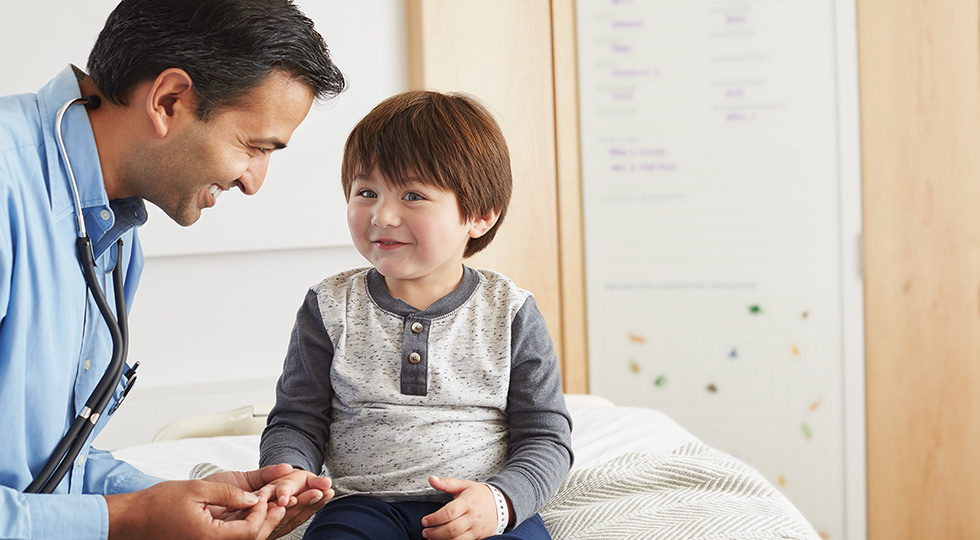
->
[100,245,370,450]
[0,1,407,449]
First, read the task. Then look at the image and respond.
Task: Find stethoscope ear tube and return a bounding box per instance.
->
[24,238,128,493]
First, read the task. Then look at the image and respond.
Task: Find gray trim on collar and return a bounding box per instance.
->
[366,266,481,317]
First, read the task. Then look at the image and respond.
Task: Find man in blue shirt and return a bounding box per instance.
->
[0,1,346,539]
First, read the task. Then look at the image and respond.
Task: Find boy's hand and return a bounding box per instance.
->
[420,476,506,540]
[203,464,333,539]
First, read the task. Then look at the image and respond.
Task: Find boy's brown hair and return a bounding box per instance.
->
[341,90,512,258]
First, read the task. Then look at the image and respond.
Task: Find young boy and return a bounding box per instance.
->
[258,91,573,540]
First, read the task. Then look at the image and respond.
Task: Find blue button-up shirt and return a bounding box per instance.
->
[0,66,161,540]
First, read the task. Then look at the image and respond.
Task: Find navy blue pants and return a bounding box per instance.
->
[303,496,552,540]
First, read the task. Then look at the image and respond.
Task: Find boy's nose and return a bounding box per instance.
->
[371,201,400,228]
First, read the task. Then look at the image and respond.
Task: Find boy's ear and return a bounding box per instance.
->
[468,208,501,239]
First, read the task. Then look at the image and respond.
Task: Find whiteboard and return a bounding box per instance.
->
[0,0,407,256]
[576,1,865,538]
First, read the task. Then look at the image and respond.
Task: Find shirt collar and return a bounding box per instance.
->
[36,65,147,249]
[366,266,481,318]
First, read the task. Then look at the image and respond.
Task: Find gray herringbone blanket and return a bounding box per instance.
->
[192,441,819,539]
[539,443,820,540]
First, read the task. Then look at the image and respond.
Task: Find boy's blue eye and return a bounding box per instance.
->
[404,192,424,202]
[358,189,377,198]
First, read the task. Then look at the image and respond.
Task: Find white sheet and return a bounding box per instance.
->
[112,406,699,480]
[112,406,820,539]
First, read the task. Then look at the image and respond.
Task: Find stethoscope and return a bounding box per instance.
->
[24,96,139,494]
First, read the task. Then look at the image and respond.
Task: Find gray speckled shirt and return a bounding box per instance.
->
[260,266,573,526]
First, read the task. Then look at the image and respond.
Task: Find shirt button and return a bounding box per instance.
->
[100,209,112,221]
[77,455,86,467]
[408,352,421,364]
[84,359,91,371]
[411,322,424,334]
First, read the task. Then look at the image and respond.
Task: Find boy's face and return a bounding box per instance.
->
[347,167,492,296]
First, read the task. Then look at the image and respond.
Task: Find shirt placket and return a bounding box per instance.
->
[67,206,117,492]
[400,316,431,396]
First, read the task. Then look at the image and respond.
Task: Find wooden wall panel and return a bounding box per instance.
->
[551,0,588,393]
[859,0,980,537]
[407,0,577,383]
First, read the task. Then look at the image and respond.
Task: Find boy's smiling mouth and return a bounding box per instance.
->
[373,239,407,249]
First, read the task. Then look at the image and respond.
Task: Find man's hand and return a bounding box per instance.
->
[204,464,333,539]
[420,476,505,540]
[105,479,284,540]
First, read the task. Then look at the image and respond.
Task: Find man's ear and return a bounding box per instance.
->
[145,68,196,137]
[468,208,501,239]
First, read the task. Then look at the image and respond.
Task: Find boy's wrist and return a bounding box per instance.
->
[483,483,510,534]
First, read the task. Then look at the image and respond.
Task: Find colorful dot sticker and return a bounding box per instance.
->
[749,304,763,315]
[729,347,738,359]
[801,422,812,440]
[706,383,718,393]
[777,474,787,487]
[628,333,646,344]
[792,344,800,356]
[628,360,640,374]
[654,375,667,387]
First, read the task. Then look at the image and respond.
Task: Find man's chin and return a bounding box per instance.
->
[156,203,202,227]
[175,210,203,227]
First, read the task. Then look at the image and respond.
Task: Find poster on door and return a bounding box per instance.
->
[577,1,865,538]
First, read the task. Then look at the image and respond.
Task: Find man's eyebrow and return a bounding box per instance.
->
[251,138,288,150]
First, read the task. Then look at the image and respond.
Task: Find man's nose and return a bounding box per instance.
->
[237,158,270,195]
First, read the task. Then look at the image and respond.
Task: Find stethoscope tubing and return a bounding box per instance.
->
[54,97,90,239]
[24,96,130,494]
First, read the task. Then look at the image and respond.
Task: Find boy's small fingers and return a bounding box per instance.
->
[258,463,294,483]
[255,483,276,501]
[422,501,460,529]
[422,520,469,540]
[295,490,323,506]
[275,481,299,500]
[420,509,443,528]
[309,475,332,490]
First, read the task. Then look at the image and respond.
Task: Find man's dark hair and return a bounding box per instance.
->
[87,0,345,120]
